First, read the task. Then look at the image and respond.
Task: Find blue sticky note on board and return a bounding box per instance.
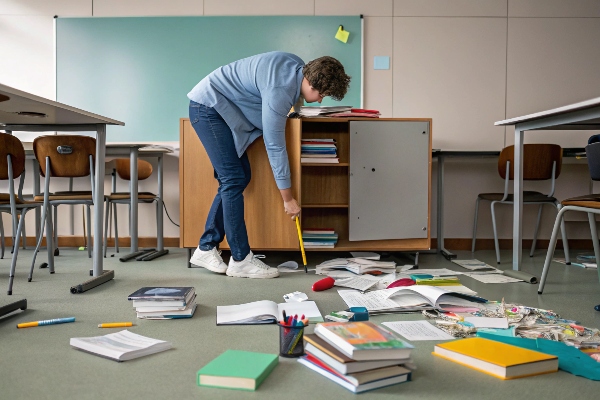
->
[374,56,390,70]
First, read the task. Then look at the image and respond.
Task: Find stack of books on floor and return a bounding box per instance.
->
[128,286,197,319]
[299,105,352,117]
[301,139,339,163]
[302,228,338,248]
[298,321,413,393]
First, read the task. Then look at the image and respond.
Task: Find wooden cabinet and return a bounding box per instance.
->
[180,117,431,251]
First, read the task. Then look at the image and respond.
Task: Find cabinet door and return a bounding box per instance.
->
[349,121,430,241]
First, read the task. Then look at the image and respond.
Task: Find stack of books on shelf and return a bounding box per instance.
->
[298,321,413,393]
[299,105,352,117]
[128,286,197,320]
[302,228,338,248]
[301,139,339,163]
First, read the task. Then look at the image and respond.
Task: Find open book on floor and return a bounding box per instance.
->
[338,285,487,313]
[216,300,323,325]
[70,330,172,362]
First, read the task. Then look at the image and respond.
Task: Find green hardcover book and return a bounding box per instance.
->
[197,350,278,391]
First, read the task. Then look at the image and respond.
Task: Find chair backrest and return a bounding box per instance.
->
[33,135,96,177]
[498,144,562,180]
[115,159,153,181]
[0,133,25,180]
[585,142,600,181]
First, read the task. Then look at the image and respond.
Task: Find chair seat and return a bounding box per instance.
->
[106,192,156,201]
[561,194,600,209]
[0,193,41,205]
[478,191,557,203]
[34,193,93,201]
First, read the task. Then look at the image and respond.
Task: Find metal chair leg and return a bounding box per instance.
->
[21,214,27,249]
[103,200,110,258]
[491,201,501,264]
[114,203,119,253]
[0,215,5,259]
[558,204,571,264]
[538,207,569,294]
[53,205,58,255]
[530,204,544,257]
[86,205,92,258]
[471,197,481,253]
[29,204,49,281]
[588,212,600,284]
[8,209,28,295]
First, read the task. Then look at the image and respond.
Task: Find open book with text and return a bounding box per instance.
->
[216,300,323,325]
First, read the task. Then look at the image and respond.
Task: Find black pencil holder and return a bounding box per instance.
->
[277,322,305,358]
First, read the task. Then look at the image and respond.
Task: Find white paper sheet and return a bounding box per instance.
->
[465,274,522,283]
[408,268,463,276]
[382,320,455,341]
[463,317,509,329]
[334,275,381,291]
[452,259,496,270]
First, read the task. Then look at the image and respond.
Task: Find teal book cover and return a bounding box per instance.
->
[197,350,278,391]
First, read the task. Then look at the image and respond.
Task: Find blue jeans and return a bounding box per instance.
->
[189,101,251,261]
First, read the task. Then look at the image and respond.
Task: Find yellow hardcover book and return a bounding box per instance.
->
[433,337,558,380]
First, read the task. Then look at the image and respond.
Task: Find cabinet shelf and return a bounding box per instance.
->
[301,162,349,167]
[302,204,349,208]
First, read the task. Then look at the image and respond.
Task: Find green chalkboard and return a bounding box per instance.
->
[56,16,362,142]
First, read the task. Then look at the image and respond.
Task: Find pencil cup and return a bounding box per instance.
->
[277,322,305,358]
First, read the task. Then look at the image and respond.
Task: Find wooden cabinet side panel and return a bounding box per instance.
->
[180,119,219,248]
[180,118,300,250]
[244,119,300,249]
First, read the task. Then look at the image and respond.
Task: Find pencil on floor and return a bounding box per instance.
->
[294,216,308,273]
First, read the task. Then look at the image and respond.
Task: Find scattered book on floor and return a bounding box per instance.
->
[314,321,414,361]
[128,287,195,306]
[216,300,323,325]
[136,299,197,320]
[298,356,411,393]
[129,287,197,319]
[433,337,559,380]
[69,330,172,362]
[304,333,408,374]
[315,258,396,275]
[337,285,486,314]
[197,350,278,391]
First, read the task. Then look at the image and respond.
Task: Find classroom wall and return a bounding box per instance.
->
[1,0,600,248]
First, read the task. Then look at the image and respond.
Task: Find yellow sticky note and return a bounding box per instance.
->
[335,26,349,43]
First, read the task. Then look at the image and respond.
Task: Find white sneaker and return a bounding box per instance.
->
[226,251,279,279]
[190,247,227,273]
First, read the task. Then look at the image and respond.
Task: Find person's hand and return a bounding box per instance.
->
[284,198,301,219]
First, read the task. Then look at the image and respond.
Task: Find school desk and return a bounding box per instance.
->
[495,96,600,270]
[0,83,123,289]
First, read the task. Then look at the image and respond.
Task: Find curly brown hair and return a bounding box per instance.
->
[302,56,351,101]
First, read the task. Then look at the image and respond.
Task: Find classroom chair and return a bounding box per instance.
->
[0,133,44,294]
[103,158,159,258]
[29,135,96,276]
[538,142,600,294]
[472,144,568,264]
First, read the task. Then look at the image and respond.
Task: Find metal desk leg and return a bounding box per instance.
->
[71,124,113,293]
[119,147,154,261]
[513,128,524,270]
[138,153,169,261]
[437,154,456,260]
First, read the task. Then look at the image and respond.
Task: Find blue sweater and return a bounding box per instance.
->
[188,51,304,190]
